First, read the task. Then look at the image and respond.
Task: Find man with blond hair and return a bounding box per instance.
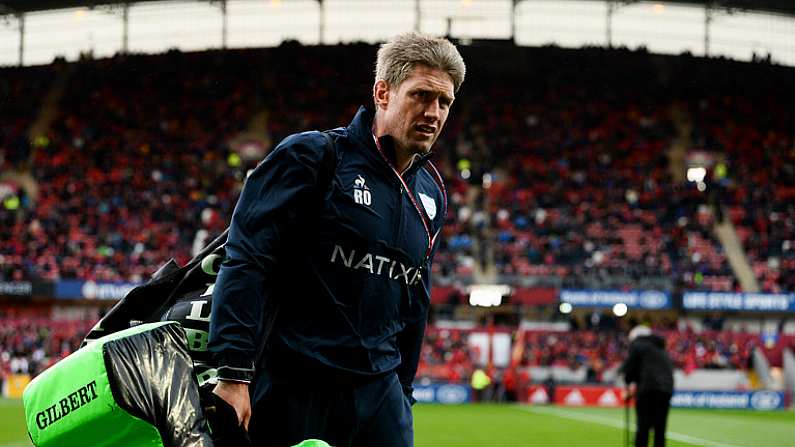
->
[208,33,465,446]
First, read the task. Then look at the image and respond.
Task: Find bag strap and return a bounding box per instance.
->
[318,130,338,192]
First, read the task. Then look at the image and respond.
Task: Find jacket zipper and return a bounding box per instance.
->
[396,185,405,249]
[372,136,434,261]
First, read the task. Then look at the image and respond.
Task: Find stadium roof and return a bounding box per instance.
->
[2,0,795,16]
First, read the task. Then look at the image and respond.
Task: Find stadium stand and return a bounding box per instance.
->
[689,87,795,293]
[478,49,745,292]
[0,317,94,378]
[2,44,794,405]
[0,65,52,169]
[417,327,477,383]
[3,46,794,291]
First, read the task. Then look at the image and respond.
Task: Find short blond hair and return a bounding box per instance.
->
[375,32,466,93]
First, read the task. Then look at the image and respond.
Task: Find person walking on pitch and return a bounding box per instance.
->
[619,325,674,447]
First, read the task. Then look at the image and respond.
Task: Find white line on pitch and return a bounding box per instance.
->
[517,405,746,447]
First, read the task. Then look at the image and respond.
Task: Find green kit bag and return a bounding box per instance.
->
[293,440,332,447]
[23,321,212,447]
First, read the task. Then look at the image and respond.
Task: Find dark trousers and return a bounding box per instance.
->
[248,372,413,447]
[635,391,672,447]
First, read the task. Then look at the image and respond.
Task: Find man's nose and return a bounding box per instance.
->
[424,99,441,121]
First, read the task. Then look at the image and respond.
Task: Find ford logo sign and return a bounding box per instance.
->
[639,291,668,309]
[436,385,469,404]
[750,391,782,410]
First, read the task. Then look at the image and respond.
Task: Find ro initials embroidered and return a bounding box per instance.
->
[353,175,372,206]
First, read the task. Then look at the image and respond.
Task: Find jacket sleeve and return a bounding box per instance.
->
[208,131,331,382]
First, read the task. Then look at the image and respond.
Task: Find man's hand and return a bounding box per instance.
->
[623,383,637,402]
[213,380,252,430]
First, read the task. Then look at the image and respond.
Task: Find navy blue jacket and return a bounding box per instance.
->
[208,107,447,402]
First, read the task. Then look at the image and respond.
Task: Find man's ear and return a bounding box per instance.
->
[373,80,390,110]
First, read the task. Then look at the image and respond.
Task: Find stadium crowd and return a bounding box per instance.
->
[686,66,795,293]
[2,52,257,282]
[0,47,477,284]
[2,44,794,402]
[417,327,478,383]
[519,328,756,374]
[474,49,741,292]
[2,45,792,292]
[415,323,766,386]
[0,64,52,168]
[1,313,790,392]
[0,317,94,380]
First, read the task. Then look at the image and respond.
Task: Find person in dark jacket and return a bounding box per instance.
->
[620,325,675,447]
[207,32,465,447]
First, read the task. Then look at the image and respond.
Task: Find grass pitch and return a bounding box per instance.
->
[2,398,793,446]
[414,404,795,447]
[0,399,30,447]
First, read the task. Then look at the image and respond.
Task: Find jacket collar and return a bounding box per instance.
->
[347,106,434,178]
